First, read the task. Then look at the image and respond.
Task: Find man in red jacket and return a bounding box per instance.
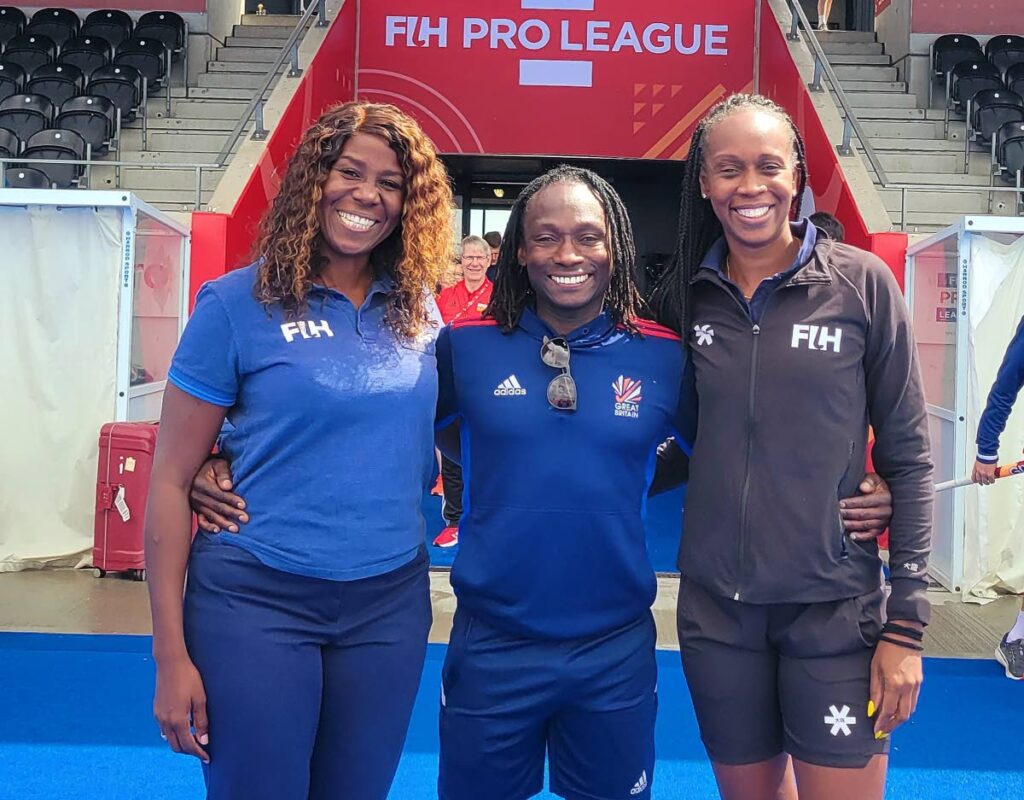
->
[433,235,494,547]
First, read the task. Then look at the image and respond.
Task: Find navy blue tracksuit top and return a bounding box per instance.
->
[436,307,691,640]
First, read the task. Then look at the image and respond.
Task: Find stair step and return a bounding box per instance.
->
[841,80,908,92]
[828,54,892,66]
[238,16,298,29]
[870,136,974,152]
[877,151,993,173]
[233,22,294,37]
[172,86,257,100]
[126,131,239,152]
[816,31,877,43]
[207,60,286,73]
[833,64,899,81]
[821,42,885,56]
[142,115,241,131]
[882,171,995,185]
[224,35,289,48]
[155,99,249,120]
[861,120,947,139]
[124,150,234,164]
[843,91,919,108]
[216,46,281,62]
[95,165,224,191]
[852,107,927,120]
[879,188,1002,214]
[199,71,279,89]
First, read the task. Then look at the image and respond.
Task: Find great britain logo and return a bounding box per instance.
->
[613,375,642,418]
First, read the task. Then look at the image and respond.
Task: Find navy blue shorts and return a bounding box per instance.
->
[439,610,657,800]
[183,535,431,800]
[677,576,889,769]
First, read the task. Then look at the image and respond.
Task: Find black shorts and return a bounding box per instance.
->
[677,576,888,769]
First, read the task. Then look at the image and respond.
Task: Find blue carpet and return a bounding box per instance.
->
[424,485,686,573]
[0,632,1018,799]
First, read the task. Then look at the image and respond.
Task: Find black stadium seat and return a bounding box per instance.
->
[3,34,57,73]
[970,89,1024,143]
[0,125,18,157]
[87,64,140,122]
[986,35,1024,73]
[82,9,132,50]
[59,35,111,77]
[57,94,115,155]
[994,120,1024,213]
[951,59,1003,110]
[22,127,86,188]
[934,34,982,75]
[115,37,166,91]
[135,11,185,58]
[27,63,84,107]
[4,165,49,188]
[1008,63,1024,97]
[0,92,53,140]
[0,61,25,102]
[0,6,25,48]
[27,8,79,49]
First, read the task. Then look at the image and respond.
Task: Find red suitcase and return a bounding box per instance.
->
[93,422,159,580]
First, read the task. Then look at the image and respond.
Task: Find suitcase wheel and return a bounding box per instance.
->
[132,569,146,582]
[92,568,106,579]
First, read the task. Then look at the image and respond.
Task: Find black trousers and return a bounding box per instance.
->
[440,455,463,527]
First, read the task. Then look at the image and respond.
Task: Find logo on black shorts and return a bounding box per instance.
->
[824,704,857,736]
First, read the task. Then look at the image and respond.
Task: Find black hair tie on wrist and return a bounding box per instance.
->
[882,622,924,642]
[879,635,924,652]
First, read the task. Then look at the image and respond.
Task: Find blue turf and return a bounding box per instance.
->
[0,632,1017,799]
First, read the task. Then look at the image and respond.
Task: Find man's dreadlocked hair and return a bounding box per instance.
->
[651,94,808,334]
[486,165,645,333]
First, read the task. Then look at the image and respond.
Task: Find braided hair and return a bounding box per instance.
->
[651,94,808,334]
[485,165,645,334]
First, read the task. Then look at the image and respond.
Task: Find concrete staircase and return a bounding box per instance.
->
[821,30,1020,232]
[90,14,298,215]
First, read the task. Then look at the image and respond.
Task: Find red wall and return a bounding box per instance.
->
[912,0,1023,34]
[758,2,907,283]
[190,0,357,297]
[357,0,757,159]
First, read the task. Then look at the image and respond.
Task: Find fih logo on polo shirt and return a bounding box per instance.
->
[613,375,642,419]
[280,320,334,343]
[494,375,527,396]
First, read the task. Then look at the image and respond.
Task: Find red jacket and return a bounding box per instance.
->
[437,279,493,324]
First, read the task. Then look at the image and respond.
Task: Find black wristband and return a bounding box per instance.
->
[879,635,924,652]
[882,622,924,642]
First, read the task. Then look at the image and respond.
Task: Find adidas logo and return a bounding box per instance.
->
[494,375,527,396]
[630,770,648,795]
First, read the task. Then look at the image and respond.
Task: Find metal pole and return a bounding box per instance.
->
[928,43,934,109]
[195,166,203,210]
[115,106,122,188]
[289,42,302,77]
[753,0,762,93]
[787,2,800,41]
[84,142,92,189]
[252,99,268,140]
[317,0,327,28]
[142,76,149,151]
[943,71,951,139]
[0,157,6,187]
[183,21,190,100]
[964,98,971,174]
[165,49,172,118]
[900,187,907,231]
[838,117,854,156]
[809,57,824,92]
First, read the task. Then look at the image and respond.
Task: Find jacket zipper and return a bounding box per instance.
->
[735,321,760,600]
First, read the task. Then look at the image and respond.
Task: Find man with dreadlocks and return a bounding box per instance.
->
[654,94,931,800]
[433,165,688,800]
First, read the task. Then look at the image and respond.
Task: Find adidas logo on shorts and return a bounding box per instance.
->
[630,769,648,795]
[494,375,527,396]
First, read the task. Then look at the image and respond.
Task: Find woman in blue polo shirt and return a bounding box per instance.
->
[144,101,453,799]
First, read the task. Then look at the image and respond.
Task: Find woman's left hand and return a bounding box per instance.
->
[869,626,923,738]
[840,472,892,542]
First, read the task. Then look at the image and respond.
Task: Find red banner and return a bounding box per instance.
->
[356,0,755,159]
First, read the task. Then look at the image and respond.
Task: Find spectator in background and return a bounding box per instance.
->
[809,211,846,242]
[817,0,835,30]
[433,235,495,548]
[484,230,502,279]
[972,314,1024,680]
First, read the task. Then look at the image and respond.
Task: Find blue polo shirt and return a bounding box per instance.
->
[436,307,690,639]
[168,264,439,581]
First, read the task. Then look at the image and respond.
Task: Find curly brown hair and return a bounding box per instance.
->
[254,101,454,338]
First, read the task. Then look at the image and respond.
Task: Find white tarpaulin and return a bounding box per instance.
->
[0,205,122,571]
[963,233,1024,600]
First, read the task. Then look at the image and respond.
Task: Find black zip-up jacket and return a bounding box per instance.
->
[679,239,933,626]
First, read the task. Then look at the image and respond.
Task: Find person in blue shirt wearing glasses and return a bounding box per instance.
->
[188,164,891,800]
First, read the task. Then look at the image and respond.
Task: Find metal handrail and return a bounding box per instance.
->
[215,0,328,165]
[0,156,225,209]
[782,0,890,184]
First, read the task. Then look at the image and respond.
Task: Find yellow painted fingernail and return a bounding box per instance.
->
[867,701,876,717]
[875,731,889,740]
